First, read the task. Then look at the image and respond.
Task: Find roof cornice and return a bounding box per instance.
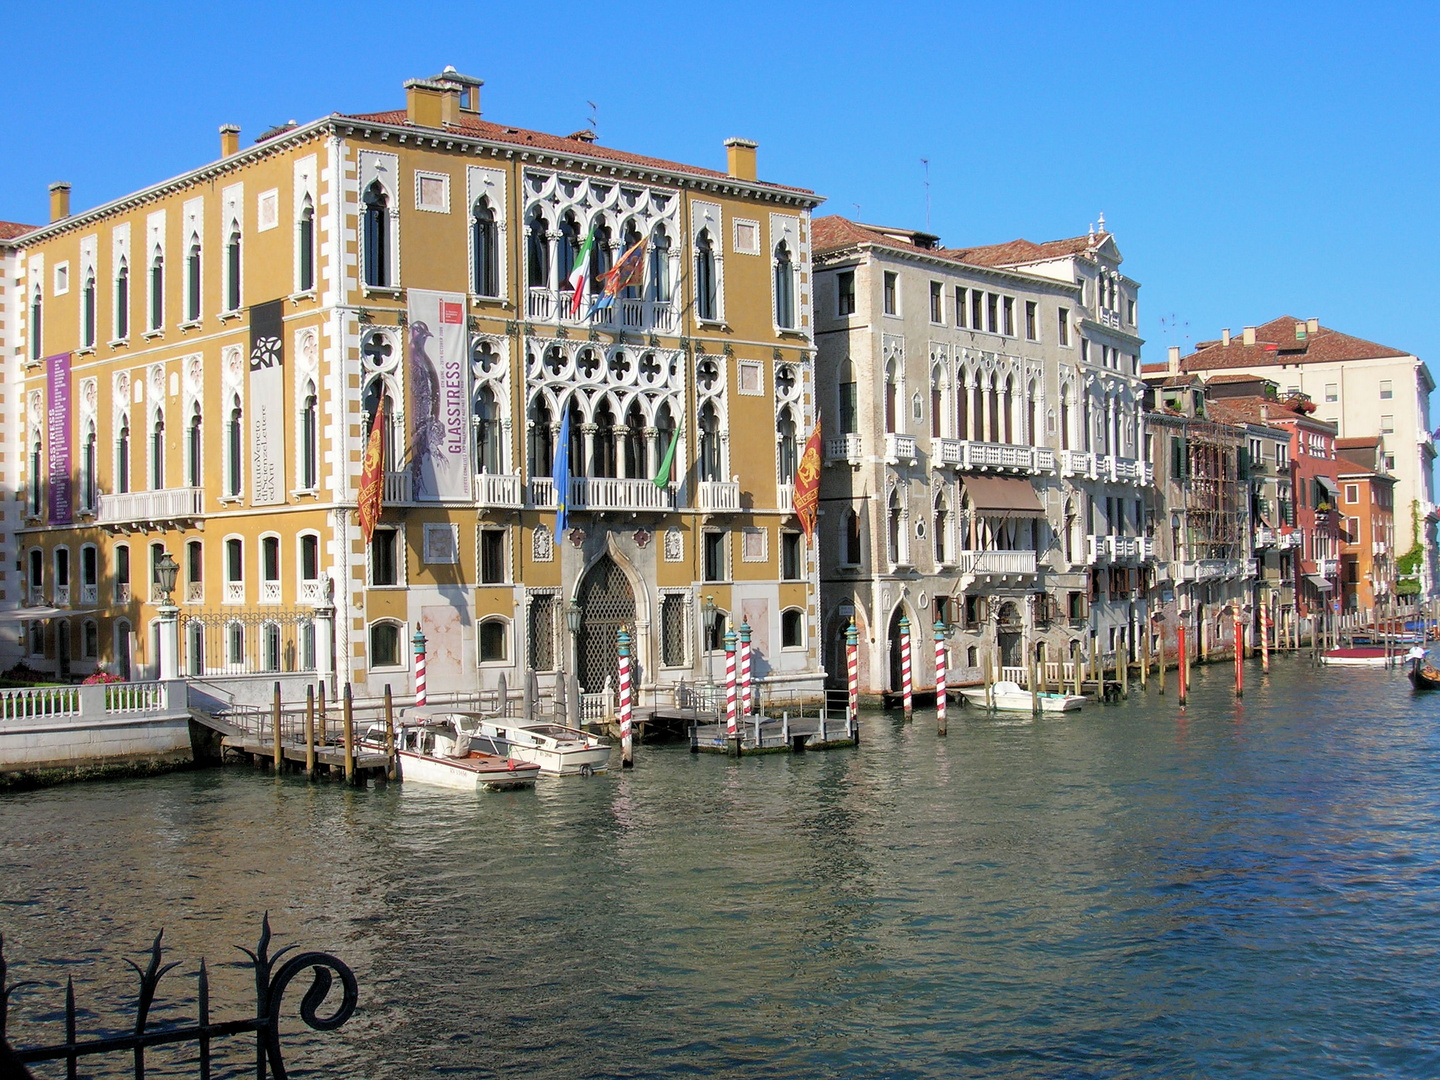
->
[335,118,825,209]
[814,239,1082,294]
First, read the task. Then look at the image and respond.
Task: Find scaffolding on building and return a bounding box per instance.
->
[1182,420,1244,560]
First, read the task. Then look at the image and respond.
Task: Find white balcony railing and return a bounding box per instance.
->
[1104,455,1151,484]
[526,287,555,321]
[528,478,557,509]
[825,434,863,465]
[1059,450,1097,479]
[260,580,281,604]
[937,439,1056,474]
[299,580,323,604]
[1373,540,1390,557]
[696,481,741,513]
[52,585,70,607]
[81,583,98,605]
[1099,308,1121,330]
[115,583,132,604]
[526,287,677,333]
[1179,559,1252,582]
[956,549,1037,575]
[96,486,204,526]
[1316,558,1339,578]
[1278,531,1303,549]
[776,482,794,513]
[571,477,676,512]
[885,433,918,465]
[474,473,523,509]
[224,581,244,604]
[383,471,411,506]
[1254,526,1278,549]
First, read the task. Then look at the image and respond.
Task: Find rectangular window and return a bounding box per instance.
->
[837,270,855,316]
[1380,380,1393,399]
[1381,415,1394,433]
[929,281,943,323]
[703,531,726,582]
[1345,483,1359,504]
[986,293,998,333]
[883,271,898,316]
[781,531,802,580]
[661,593,688,667]
[1058,307,1070,346]
[1002,296,1015,337]
[371,526,398,587]
[970,289,983,329]
[300,534,319,581]
[1170,437,1184,479]
[1127,298,1136,325]
[1324,383,1338,403]
[1384,452,1396,471]
[480,529,506,584]
[1024,300,1038,341]
[529,594,555,671]
[1081,339,1090,364]
[1277,443,1289,469]
[954,286,966,328]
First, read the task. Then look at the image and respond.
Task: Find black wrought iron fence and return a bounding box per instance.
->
[1,916,356,1079]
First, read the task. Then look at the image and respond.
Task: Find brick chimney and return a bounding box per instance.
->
[1222,328,1231,346]
[724,138,758,182]
[1242,326,1256,346]
[48,182,71,223]
[220,124,240,157]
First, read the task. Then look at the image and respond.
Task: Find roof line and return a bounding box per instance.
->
[814,235,1083,293]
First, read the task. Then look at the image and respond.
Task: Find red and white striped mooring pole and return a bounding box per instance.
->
[846,619,860,741]
[412,629,427,707]
[617,626,633,768]
[724,629,740,755]
[738,621,753,722]
[900,613,914,720]
[935,620,948,736]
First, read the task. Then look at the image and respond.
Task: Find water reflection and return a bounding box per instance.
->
[3,656,1440,1076]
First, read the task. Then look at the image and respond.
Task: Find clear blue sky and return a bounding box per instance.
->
[7,1,1437,364]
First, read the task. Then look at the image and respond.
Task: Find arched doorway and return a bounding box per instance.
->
[996,602,1022,669]
[575,554,635,695]
[887,607,907,693]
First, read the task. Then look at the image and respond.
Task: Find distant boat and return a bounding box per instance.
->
[958,681,1085,713]
[363,712,541,791]
[1321,647,1391,667]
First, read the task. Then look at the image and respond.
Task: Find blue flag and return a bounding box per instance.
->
[553,404,571,535]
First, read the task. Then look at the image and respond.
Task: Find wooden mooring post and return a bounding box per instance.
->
[318,682,328,746]
[343,682,356,784]
[305,685,317,777]
[384,684,396,781]
[1157,624,1166,695]
[271,681,283,772]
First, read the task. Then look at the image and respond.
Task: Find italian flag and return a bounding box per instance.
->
[567,227,596,317]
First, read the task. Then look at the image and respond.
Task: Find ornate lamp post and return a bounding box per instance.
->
[154,551,180,681]
[702,595,719,704]
[565,600,582,674]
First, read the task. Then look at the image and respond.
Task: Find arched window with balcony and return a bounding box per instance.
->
[149,246,164,330]
[773,240,795,329]
[1003,374,1015,444]
[844,508,863,565]
[473,384,500,475]
[557,212,581,291]
[988,375,1000,445]
[931,365,945,439]
[698,401,721,482]
[884,358,898,434]
[694,228,716,321]
[150,410,164,489]
[362,181,390,287]
[623,400,647,479]
[300,381,318,489]
[649,225,671,304]
[655,402,676,481]
[592,398,618,478]
[1060,384,1072,451]
[225,227,241,311]
[973,378,985,443]
[361,379,398,473]
[526,207,550,289]
[186,235,202,321]
[297,197,315,293]
[471,198,498,296]
[777,405,797,481]
[589,215,612,296]
[116,413,131,495]
[1027,379,1039,446]
[566,397,585,478]
[528,396,553,477]
[226,395,242,496]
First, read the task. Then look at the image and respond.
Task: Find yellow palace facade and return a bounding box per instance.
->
[12,69,825,706]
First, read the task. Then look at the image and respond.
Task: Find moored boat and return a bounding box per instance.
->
[361,714,541,791]
[1321,647,1391,667]
[958,680,1085,713]
[466,716,612,776]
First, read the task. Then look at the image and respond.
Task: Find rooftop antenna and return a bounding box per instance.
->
[921,158,931,232]
[852,202,861,218]
[586,100,598,137]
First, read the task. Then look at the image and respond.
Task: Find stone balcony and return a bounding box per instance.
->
[525,287,677,333]
[526,476,676,513]
[1059,450,1097,479]
[956,549,1037,576]
[776,482,794,514]
[1087,535,1156,564]
[884,433,918,466]
[474,473,523,510]
[1103,455,1153,485]
[1254,526,1278,549]
[937,439,1056,474]
[696,480,741,513]
[1179,558,1252,581]
[97,486,204,531]
[1316,558,1340,578]
[824,434,863,466]
[1277,531,1303,550]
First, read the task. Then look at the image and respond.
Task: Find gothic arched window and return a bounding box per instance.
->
[362,181,389,287]
[695,229,716,321]
[471,198,498,296]
[773,241,794,329]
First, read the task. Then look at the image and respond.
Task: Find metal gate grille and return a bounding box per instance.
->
[576,556,635,693]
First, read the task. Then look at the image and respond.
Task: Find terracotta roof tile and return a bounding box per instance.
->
[944,234,1103,268]
[1207,395,1335,433]
[0,221,36,241]
[343,110,815,196]
[1179,315,1411,370]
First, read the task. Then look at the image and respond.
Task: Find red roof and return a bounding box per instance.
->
[0,221,35,241]
[813,215,1102,272]
[1179,316,1411,370]
[343,110,814,196]
[1207,395,1335,433]
[944,233,1104,268]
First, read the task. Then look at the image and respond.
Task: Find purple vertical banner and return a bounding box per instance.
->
[46,351,72,524]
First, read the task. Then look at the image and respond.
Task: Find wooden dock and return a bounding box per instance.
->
[220,735,389,775]
[688,711,857,755]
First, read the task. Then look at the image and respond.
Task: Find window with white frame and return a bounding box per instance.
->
[370,525,402,587]
[148,245,164,331]
[837,270,855,317]
[186,539,202,603]
[883,271,898,316]
[369,619,404,668]
[479,528,506,584]
[224,536,243,603]
[660,592,688,667]
[773,241,795,329]
[703,530,727,582]
[477,618,508,663]
[781,608,804,649]
[260,535,281,603]
[1381,415,1394,433]
[114,543,131,603]
[1380,380,1393,399]
[929,281,943,324]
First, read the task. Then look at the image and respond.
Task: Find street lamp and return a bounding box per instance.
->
[702,595,719,700]
[565,601,582,677]
[154,551,179,607]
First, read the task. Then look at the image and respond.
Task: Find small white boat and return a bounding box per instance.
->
[465,716,612,776]
[1321,647,1390,667]
[958,680,1086,713]
[361,715,541,791]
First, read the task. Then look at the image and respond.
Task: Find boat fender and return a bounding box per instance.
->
[507,759,517,771]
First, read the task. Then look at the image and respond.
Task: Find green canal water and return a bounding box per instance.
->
[3,656,1440,1078]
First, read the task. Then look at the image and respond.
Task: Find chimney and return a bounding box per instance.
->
[432,66,483,116]
[1307,317,1319,335]
[48,182,71,223]
[1168,345,1180,374]
[1242,326,1256,346]
[1222,327,1231,346]
[724,138,758,182]
[404,78,460,127]
[219,124,240,157]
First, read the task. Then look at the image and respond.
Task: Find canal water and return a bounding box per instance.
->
[3,656,1440,1078]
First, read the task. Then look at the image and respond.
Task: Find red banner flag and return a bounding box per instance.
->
[793,416,822,544]
[357,404,386,545]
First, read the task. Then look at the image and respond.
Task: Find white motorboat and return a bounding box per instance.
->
[958,680,1085,713]
[361,714,540,791]
[463,715,612,776]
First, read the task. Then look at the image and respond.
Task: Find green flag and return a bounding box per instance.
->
[653,425,681,488]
